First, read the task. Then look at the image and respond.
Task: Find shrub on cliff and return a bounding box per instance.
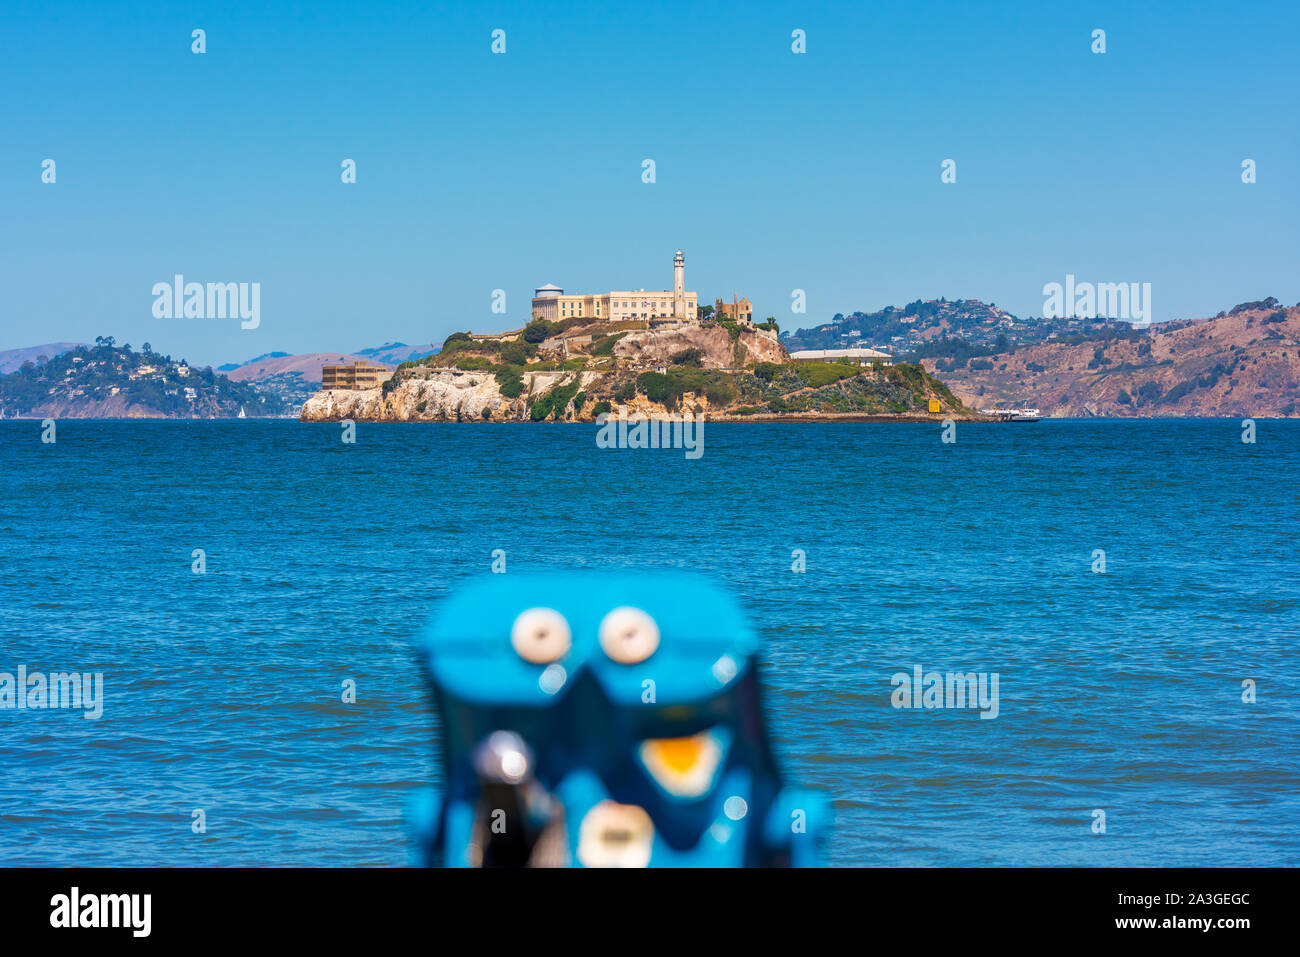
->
[589,332,628,356]
[590,400,612,417]
[637,372,674,404]
[635,368,737,409]
[523,320,557,344]
[499,339,536,365]
[799,362,860,389]
[926,372,960,408]
[704,377,736,406]
[528,380,581,421]
[494,365,525,398]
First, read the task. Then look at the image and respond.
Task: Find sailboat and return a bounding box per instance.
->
[237,405,246,418]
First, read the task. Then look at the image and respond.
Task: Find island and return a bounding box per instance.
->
[300,250,977,424]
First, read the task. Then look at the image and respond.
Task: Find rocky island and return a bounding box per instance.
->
[299,318,974,424]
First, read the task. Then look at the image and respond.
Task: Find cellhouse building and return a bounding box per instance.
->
[530,250,700,326]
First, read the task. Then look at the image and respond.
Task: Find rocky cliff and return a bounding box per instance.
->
[300,316,971,423]
[300,369,521,422]
[614,325,786,367]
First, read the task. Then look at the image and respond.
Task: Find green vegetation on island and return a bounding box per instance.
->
[333,317,973,423]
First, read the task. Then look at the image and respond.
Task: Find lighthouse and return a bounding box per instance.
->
[673,250,685,319]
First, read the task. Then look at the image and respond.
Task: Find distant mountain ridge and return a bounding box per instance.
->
[0,342,86,375]
[354,342,438,364]
[214,342,436,375]
[224,353,392,384]
[217,351,290,371]
[782,299,1043,353]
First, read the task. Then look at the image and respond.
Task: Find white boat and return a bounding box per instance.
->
[238,406,246,418]
[979,405,1041,422]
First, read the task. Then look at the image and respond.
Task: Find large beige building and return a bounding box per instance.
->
[531,250,699,325]
[322,361,390,390]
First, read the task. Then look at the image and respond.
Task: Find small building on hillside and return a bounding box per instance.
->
[715,295,753,325]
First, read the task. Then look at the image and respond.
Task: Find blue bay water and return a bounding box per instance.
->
[1,419,1297,866]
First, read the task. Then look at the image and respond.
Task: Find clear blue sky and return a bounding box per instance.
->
[4,0,1297,366]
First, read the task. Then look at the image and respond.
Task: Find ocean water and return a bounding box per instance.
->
[1,418,1297,867]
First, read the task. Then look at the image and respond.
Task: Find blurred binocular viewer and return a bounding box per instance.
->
[408,572,830,867]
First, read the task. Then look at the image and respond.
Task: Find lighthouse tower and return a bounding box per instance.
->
[672,250,686,320]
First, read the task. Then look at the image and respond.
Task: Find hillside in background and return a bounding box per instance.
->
[781,299,1048,353]
[0,342,85,375]
[923,300,1300,417]
[354,342,438,364]
[0,339,286,418]
[217,351,290,371]
[212,343,428,406]
[223,352,394,406]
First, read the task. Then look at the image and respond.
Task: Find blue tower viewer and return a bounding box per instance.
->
[408,572,830,867]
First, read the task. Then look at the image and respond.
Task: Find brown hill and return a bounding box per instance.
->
[922,305,1300,417]
[225,353,391,385]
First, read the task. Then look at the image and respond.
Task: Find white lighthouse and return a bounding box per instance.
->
[672,250,685,319]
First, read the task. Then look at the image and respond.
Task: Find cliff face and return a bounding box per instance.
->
[923,306,1300,417]
[300,370,522,422]
[614,325,786,367]
[299,362,969,423]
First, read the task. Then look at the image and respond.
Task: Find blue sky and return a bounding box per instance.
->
[3,0,1297,366]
